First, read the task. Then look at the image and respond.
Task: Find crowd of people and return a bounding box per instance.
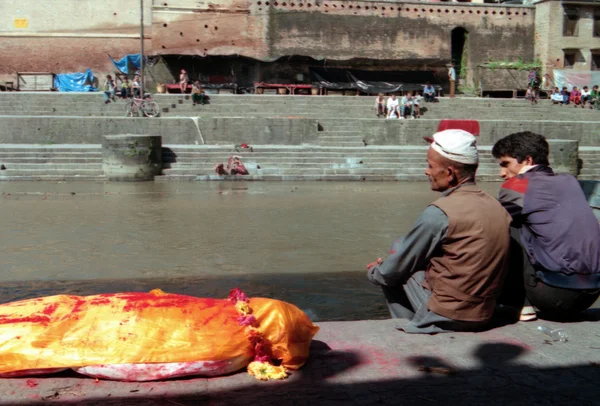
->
[102,74,142,104]
[375,83,438,119]
[548,85,600,109]
[367,130,599,333]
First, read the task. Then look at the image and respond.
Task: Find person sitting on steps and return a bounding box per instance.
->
[132,75,141,98]
[179,69,189,94]
[413,91,422,118]
[550,87,563,105]
[525,86,537,105]
[120,77,132,99]
[375,93,387,118]
[103,75,116,104]
[493,132,600,322]
[192,81,207,106]
[386,95,400,119]
[569,86,581,106]
[581,86,592,108]
[560,86,570,105]
[400,92,415,119]
[423,82,436,102]
[367,130,511,334]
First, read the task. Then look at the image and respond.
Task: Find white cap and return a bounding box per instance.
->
[424,129,479,165]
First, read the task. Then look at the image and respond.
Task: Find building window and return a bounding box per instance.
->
[592,52,600,71]
[594,9,600,37]
[563,6,580,37]
[563,50,577,68]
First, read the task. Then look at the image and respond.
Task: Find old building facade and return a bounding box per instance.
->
[0,0,598,91]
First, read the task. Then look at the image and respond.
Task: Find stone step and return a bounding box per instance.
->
[0,163,101,170]
[0,152,102,157]
[0,94,569,105]
[0,169,104,176]
[0,158,103,163]
[163,167,501,176]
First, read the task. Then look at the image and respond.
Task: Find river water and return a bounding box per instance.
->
[2,181,592,321]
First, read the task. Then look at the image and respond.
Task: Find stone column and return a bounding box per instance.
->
[102,134,162,181]
[548,139,579,176]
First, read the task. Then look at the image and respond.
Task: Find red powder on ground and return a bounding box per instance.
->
[25,380,38,387]
[89,297,112,306]
[0,315,51,325]
[42,303,59,316]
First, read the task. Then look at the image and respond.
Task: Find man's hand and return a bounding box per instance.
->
[366,258,383,270]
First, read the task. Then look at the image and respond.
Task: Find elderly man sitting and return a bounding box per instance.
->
[367,130,511,333]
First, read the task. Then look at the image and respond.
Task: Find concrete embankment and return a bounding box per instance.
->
[1,115,599,147]
[1,317,598,405]
[0,94,599,181]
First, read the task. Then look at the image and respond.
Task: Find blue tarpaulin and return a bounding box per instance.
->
[109,54,146,74]
[54,69,97,92]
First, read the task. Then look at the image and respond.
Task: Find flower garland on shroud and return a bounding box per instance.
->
[228,288,289,381]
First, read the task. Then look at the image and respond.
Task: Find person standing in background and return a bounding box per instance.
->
[448,63,456,99]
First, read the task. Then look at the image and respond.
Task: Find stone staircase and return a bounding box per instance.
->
[0,145,104,181]
[158,145,503,182]
[0,143,595,182]
[0,93,597,181]
[579,147,600,180]
[1,93,600,122]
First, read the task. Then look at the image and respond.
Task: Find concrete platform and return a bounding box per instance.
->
[1,317,599,405]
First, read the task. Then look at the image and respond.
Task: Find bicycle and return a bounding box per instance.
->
[124,94,160,118]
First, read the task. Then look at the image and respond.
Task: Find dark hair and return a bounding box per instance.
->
[491,132,550,165]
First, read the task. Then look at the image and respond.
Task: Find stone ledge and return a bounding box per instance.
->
[0,317,598,405]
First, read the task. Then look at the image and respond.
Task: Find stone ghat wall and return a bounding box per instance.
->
[0,0,535,81]
[1,116,598,146]
[0,117,319,145]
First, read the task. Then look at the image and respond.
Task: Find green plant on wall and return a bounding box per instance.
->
[460,32,469,80]
[485,58,542,72]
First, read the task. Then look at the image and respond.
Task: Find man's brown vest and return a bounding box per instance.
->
[424,185,511,322]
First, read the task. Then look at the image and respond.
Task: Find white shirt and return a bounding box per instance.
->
[449,67,456,81]
[582,89,591,97]
[551,92,563,101]
[387,97,399,110]
[413,95,421,105]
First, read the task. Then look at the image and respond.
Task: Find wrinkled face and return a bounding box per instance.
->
[425,148,451,192]
[497,155,532,180]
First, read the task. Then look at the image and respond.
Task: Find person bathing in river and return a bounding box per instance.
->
[367,130,511,333]
[493,132,600,322]
[214,156,249,176]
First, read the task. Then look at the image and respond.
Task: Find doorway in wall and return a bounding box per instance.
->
[451,27,469,83]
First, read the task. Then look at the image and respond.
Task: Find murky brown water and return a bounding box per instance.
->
[2,181,594,321]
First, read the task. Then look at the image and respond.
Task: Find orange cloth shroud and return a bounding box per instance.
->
[0,290,319,378]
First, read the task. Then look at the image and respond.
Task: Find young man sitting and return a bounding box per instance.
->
[423,83,436,102]
[550,87,563,105]
[375,93,387,118]
[493,132,600,321]
[120,77,132,99]
[386,95,400,119]
[525,86,537,105]
[413,92,422,118]
[591,85,600,109]
[581,86,592,108]
[400,92,415,120]
[560,87,570,105]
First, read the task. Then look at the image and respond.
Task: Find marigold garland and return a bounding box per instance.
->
[228,288,288,381]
